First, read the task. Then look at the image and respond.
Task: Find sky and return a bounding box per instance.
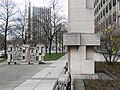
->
[13,0,68,17]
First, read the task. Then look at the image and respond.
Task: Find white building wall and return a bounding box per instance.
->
[69,0,94,33]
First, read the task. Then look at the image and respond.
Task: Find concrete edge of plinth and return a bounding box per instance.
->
[71,74,98,79]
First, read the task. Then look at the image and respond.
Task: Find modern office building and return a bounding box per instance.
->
[94,0,120,32]
[32,7,51,45]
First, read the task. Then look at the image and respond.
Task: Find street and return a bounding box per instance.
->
[0,63,52,90]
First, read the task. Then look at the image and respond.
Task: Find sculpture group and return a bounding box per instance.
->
[7,44,45,65]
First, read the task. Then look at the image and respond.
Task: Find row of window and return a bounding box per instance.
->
[94,0,105,8]
[95,12,116,32]
[94,0,116,23]
[94,0,116,16]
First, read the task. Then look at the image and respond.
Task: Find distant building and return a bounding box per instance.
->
[32,7,51,45]
[24,2,32,44]
[94,0,120,32]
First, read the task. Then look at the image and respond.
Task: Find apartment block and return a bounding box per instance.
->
[94,0,120,32]
[32,7,51,44]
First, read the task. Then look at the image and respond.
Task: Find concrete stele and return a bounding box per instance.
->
[63,0,100,80]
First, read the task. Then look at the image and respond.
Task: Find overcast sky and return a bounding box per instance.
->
[13,0,68,17]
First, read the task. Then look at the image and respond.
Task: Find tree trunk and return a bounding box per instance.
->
[49,39,52,57]
[22,26,26,44]
[56,33,57,54]
[4,30,7,59]
[62,41,64,53]
[45,45,48,53]
[59,41,61,53]
[4,16,9,59]
[62,34,63,53]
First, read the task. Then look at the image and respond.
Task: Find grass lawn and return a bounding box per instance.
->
[0,58,6,63]
[44,53,65,61]
[84,62,120,90]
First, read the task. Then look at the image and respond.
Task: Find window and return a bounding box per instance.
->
[23,56,25,60]
[99,14,101,20]
[97,0,98,2]
[36,56,39,61]
[23,50,26,53]
[113,12,116,22]
[94,2,96,8]
[103,8,105,16]
[103,0,105,4]
[101,1,103,7]
[101,11,103,18]
[37,47,39,49]
[106,5,108,13]
[36,50,38,53]
[109,1,112,10]
[113,0,116,6]
[99,4,100,10]
[94,9,97,15]
[97,7,98,12]
[11,47,12,51]
[10,54,12,60]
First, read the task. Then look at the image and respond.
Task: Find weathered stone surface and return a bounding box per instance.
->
[81,33,100,45]
[63,33,100,46]
[63,33,80,46]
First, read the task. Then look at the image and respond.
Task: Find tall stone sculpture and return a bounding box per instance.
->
[63,0,100,85]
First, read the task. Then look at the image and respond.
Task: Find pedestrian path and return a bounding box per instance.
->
[13,54,67,90]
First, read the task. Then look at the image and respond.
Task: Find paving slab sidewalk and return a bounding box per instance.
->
[13,54,67,90]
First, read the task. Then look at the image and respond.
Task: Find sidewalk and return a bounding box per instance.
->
[13,54,67,90]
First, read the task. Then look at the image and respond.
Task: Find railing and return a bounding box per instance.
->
[52,74,71,90]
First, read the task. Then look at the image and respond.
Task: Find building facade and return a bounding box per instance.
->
[32,7,51,45]
[94,0,120,32]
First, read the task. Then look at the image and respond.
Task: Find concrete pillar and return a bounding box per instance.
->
[64,0,100,82]
[7,45,14,64]
[36,44,45,64]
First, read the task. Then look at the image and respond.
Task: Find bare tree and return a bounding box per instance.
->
[36,0,66,56]
[13,10,27,44]
[0,0,17,58]
[100,26,120,65]
[56,23,67,53]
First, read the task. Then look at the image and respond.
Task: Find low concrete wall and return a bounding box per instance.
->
[94,53,120,62]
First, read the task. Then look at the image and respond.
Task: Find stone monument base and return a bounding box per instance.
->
[71,74,98,90]
[71,74,98,80]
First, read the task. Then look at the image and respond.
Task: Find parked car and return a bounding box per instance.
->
[0,50,5,58]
